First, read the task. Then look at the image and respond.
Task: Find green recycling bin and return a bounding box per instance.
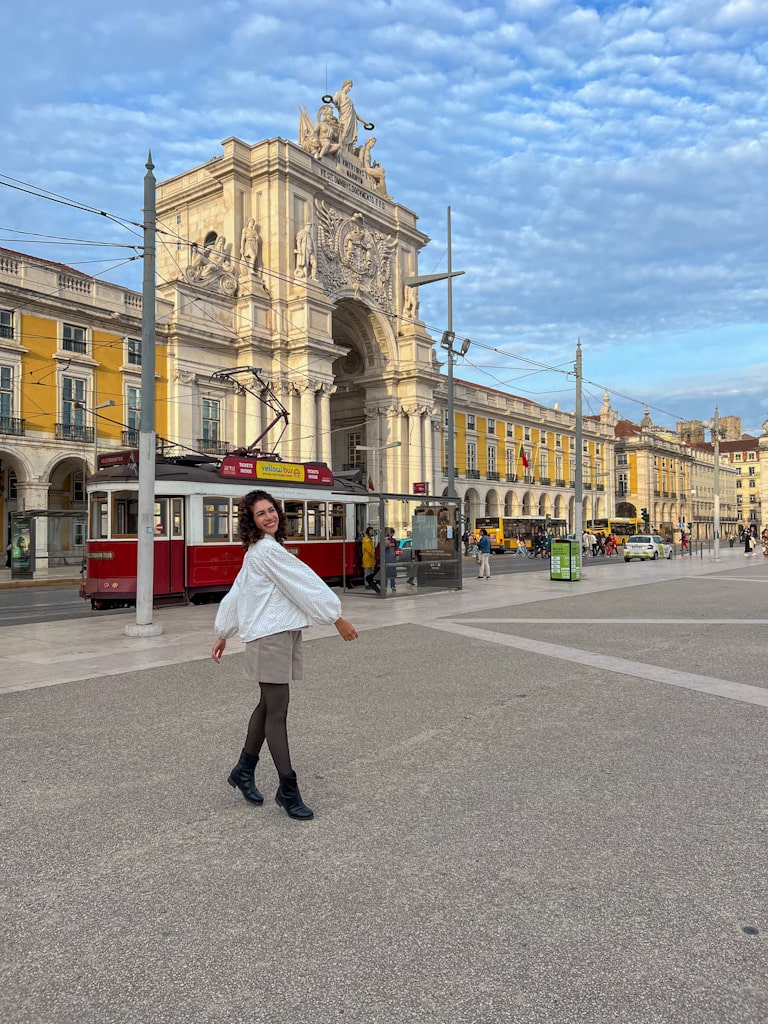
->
[550,539,581,581]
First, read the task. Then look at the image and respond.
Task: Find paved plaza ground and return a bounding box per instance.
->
[2,549,767,1023]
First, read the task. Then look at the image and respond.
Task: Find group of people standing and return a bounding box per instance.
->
[361,525,410,592]
[581,530,618,557]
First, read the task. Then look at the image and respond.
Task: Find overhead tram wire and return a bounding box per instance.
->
[0,172,144,236]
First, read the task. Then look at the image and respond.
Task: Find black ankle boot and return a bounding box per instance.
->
[228,751,264,804]
[275,771,314,820]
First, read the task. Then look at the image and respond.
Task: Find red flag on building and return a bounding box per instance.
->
[368,477,375,491]
[519,444,529,468]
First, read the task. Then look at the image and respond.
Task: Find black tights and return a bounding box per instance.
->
[243,682,292,775]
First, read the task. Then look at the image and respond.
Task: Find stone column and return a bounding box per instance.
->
[299,383,317,462]
[318,384,335,466]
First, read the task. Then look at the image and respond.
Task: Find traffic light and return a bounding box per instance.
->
[641,508,650,526]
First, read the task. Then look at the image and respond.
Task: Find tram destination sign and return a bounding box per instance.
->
[219,456,334,486]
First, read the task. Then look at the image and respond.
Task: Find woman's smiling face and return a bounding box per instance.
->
[251,499,279,537]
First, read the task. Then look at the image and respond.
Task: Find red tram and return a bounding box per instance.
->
[81,452,370,609]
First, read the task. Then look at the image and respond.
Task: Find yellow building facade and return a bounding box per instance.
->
[0,248,170,570]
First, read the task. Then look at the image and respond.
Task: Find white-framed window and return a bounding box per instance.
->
[524,426,531,441]
[734,453,742,462]
[0,309,13,340]
[0,365,12,419]
[617,452,628,465]
[749,466,756,476]
[555,455,563,482]
[487,446,496,475]
[72,470,85,502]
[466,442,476,471]
[63,323,87,355]
[348,432,362,465]
[540,452,547,478]
[126,387,141,441]
[748,452,756,460]
[556,433,562,448]
[62,376,86,425]
[126,337,142,366]
[443,409,449,427]
[467,414,475,431]
[506,423,515,437]
[506,448,515,478]
[487,419,495,434]
[202,398,220,442]
[617,472,628,496]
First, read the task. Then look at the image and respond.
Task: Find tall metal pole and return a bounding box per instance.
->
[445,207,456,501]
[713,405,721,563]
[126,152,162,637]
[574,340,583,545]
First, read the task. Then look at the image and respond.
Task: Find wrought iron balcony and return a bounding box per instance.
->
[556,479,566,487]
[506,473,518,483]
[0,324,14,340]
[55,422,94,443]
[196,438,230,455]
[596,484,605,492]
[0,415,24,435]
[466,469,480,479]
[540,476,551,485]
[487,471,500,481]
[122,429,140,447]
[583,482,592,490]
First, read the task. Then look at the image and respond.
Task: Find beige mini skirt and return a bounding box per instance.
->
[243,629,304,684]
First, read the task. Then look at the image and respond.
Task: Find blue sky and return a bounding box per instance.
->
[2,0,767,433]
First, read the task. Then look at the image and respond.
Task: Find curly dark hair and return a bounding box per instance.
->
[237,490,287,548]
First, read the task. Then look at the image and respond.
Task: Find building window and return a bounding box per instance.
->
[63,323,87,355]
[524,426,531,441]
[0,309,13,340]
[8,468,17,499]
[127,386,141,436]
[443,410,449,427]
[506,448,515,478]
[487,419,495,434]
[556,433,562,448]
[736,480,742,488]
[487,446,496,475]
[73,471,85,502]
[749,466,756,476]
[202,398,220,442]
[466,442,476,471]
[555,455,563,482]
[506,423,515,437]
[540,452,547,478]
[467,414,475,431]
[748,452,756,460]
[734,454,742,462]
[126,337,142,366]
[749,480,756,488]
[617,472,628,496]
[62,376,86,425]
[0,365,12,419]
[347,433,362,466]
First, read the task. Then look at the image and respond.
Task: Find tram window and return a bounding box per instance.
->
[89,494,108,539]
[330,503,346,538]
[306,501,326,540]
[171,498,183,538]
[154,500,168,538]
[203,497,231,542]
[113,491,139,537]
[284,500,305,539]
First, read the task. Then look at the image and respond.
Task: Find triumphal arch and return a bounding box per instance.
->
[155,80,441,493]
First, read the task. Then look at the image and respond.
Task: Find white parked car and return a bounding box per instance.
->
[624,534,673,561]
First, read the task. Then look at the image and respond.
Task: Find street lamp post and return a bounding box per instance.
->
[356,441,401,599]
[712,406,721,563]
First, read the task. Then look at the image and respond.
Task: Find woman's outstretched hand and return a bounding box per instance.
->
[334,617,358,641]
[211,638,226,663]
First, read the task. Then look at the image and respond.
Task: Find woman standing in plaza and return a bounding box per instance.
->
[211,489,358,820]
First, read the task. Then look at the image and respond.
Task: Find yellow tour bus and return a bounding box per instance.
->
[607,517,643,543]
[473,515,567,554]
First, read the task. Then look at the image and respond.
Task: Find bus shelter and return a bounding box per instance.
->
[364,493,463,597]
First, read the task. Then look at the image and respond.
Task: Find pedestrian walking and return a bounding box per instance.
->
[384,533,397,592]
[361,525,380,591]
[477,528,492,579]
[211,489,358,821]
